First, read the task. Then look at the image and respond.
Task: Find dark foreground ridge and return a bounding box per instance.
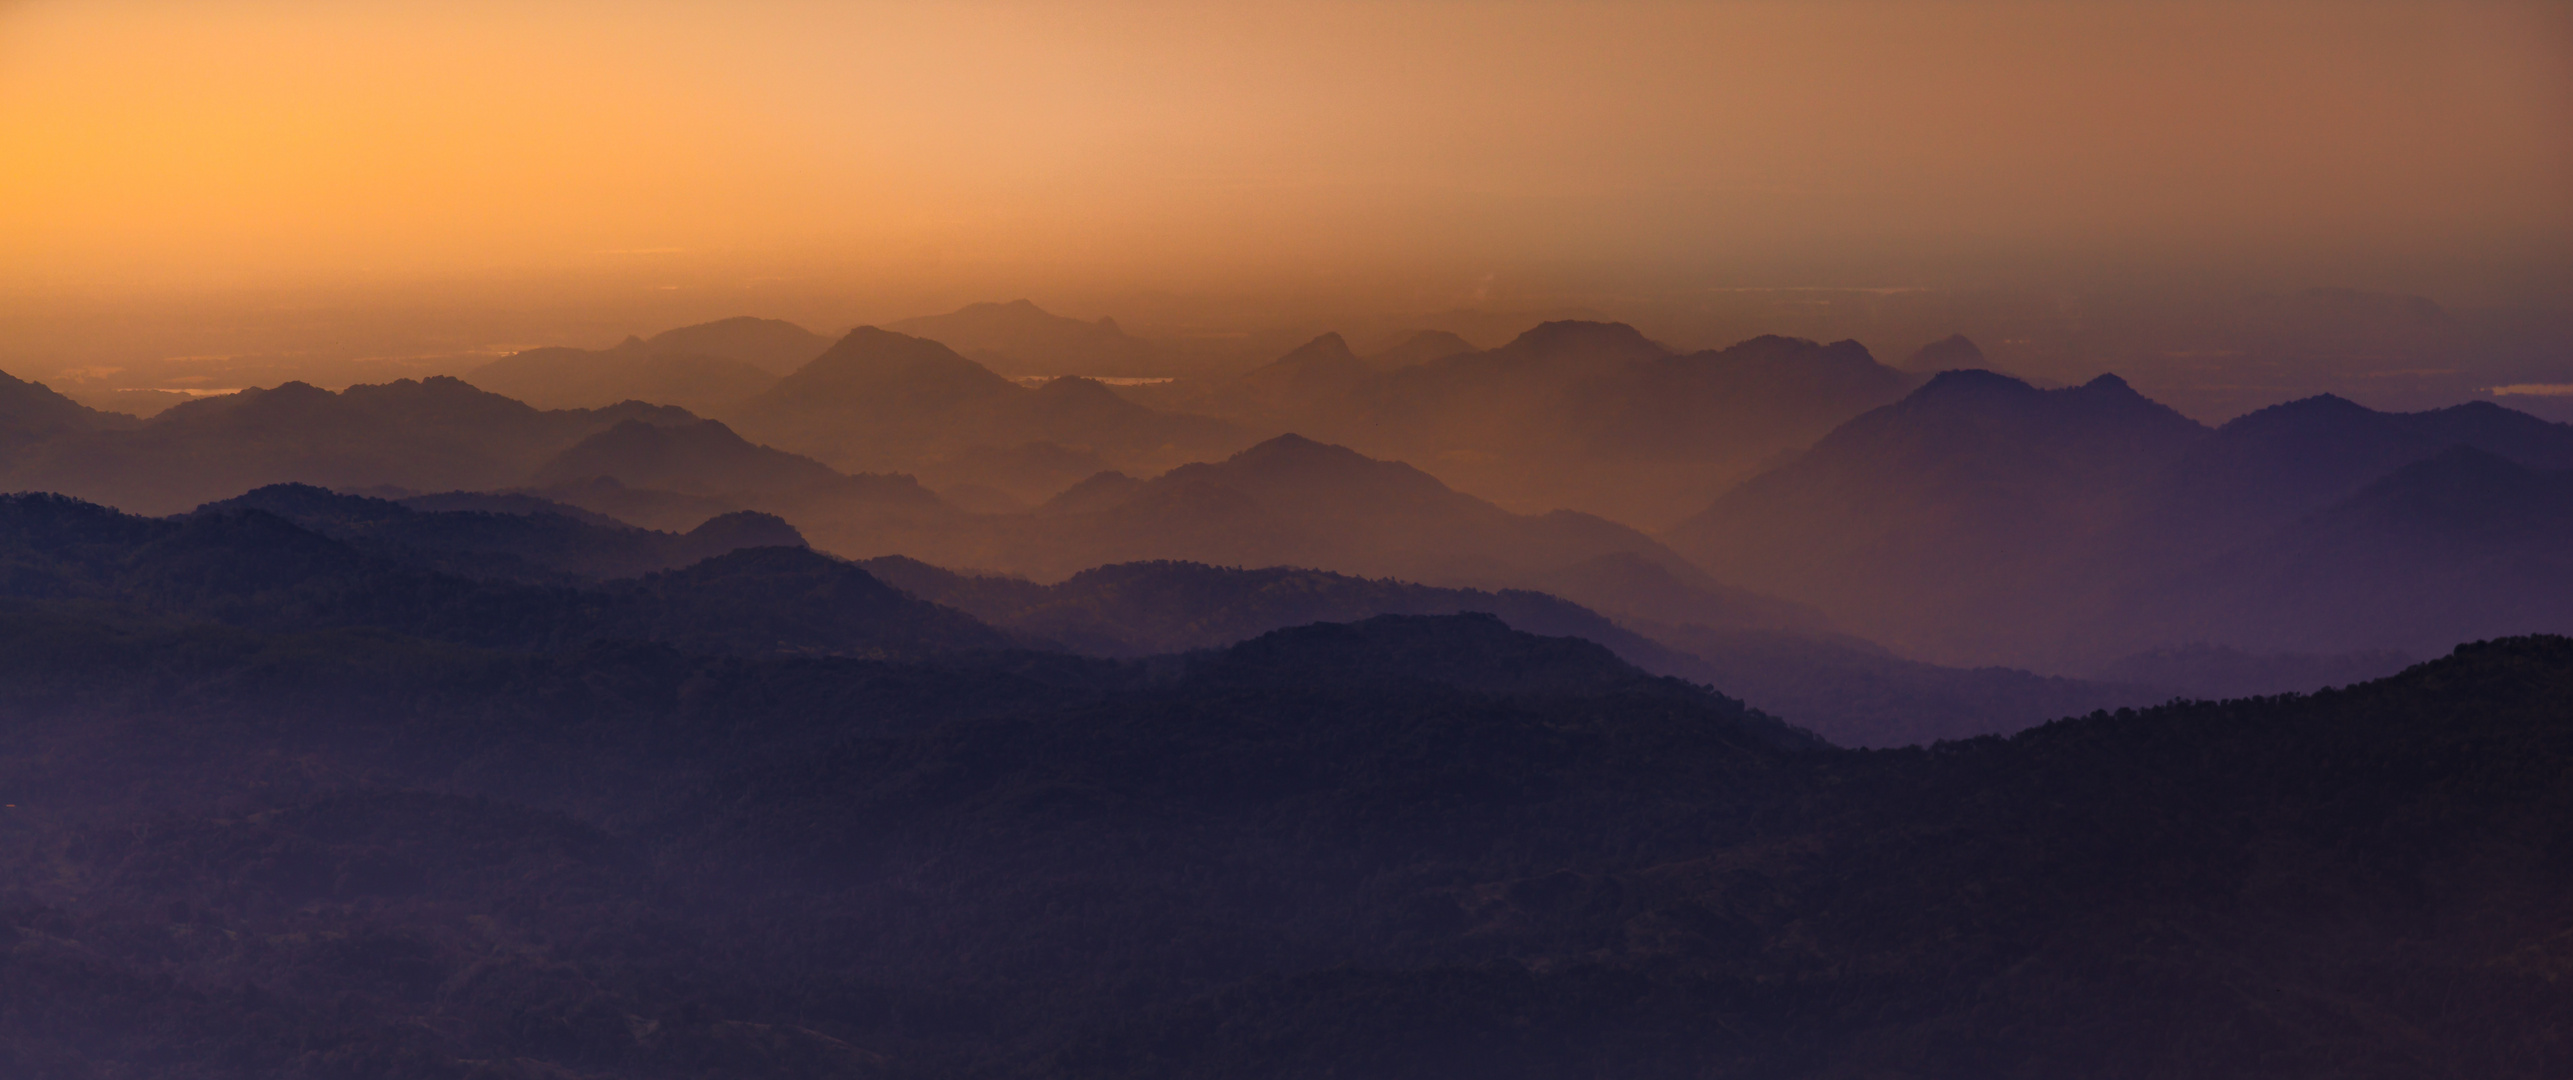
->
[0,493,2566,1079]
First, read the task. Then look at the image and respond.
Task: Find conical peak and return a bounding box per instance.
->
[1506,320,1659,355]
[1237,432,1331,456]
[1916,368,2035,395]
[772,325,994,388]
[2217,393,2374,433]
[815,325,969,362]
[1226,432,1376,472]
[1905,333,1986,371]
[1277,332,1356,363]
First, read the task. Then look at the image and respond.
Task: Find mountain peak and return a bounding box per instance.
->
[791,326,1002,385]
[1231,432,1348,464]
[680,510,807,552]
[1503,320,1661,357]
[639,317,830,373]
[1288,331,1352,357]
[193,483,408,526]
[1258,332,1360,374]
[2215,393,2377,435]
[1916,368,2038,397]
[1195,613,1663,698]
[1905,333,1986,371]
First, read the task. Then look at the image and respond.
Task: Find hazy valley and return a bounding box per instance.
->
[5,3,2568,1071]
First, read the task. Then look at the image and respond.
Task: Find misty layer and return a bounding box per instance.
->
[0,299,2567,1076]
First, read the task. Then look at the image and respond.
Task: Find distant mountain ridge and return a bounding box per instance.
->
[0,367,138,445]
[530,418,845,496]
[465,338,777,415]
[862,555,2179,747]
[7,560,2562,1075]
[460,316,830,413]
[641,316,834,373]
[195,483,807,584]
[886,298,1161,378]
[0,376,700,516]
[726,325,1246,491]
[0,491,1006,658]
[939,433,1723,591]
[1671,368,2573,666]
[1123,320,1922,528]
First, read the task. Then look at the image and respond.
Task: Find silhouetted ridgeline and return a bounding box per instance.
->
[0,491,1006,658]
[1125,320,1920,527]
[3,321,2554,677]
[0,375,699,516]
[0,549,2565,1075]
[727,325,1245,486]
[1672,368,2573,668]
[886,298,1162,378]
[1,310,2567,1075]
[862,555,2167,748]
[0,486,2145,747]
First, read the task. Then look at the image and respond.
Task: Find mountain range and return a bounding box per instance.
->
[884,298,1164,377]
[5,282,2569,1080]
[861,555,2189,748]
[0,376,698,516]
[0,490,1006,658]
[0,482,2193,749]
[1,536,2563,1075]
[725,325,1248,492]
[1672,368,2573,667]
[1125,320,1920,527]
[460,316,835,414]
[464,336,779,415]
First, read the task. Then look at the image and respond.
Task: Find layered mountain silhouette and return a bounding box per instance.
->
[498,415,968,560]
[907,434,1740,598]
[465,335,777,414]
[725,326,1246,490]
[638,315,835,373]
[1125,321,1920,528]
[1902,331,1988,371]
[2121,447,2573,657]
[459,316,831,412]
[196,483,806,583]
[863,555,2173,747]
[2154,392,2573,550]
[885,298,1161,377]
[0,491,1004,657]
[0,376,698,516]
[4,540,2565,1078]
[861,556,1686,660]
[0,367,136,446]
[1672,368,2573,667]
[529,417,846,496]
[1671,369,2207,663]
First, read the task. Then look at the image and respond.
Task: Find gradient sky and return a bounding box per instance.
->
[2,0,2567,301]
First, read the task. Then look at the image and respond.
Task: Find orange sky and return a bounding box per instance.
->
[2,0,2567,299]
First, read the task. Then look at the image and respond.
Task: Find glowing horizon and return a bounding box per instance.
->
[3,0,2566,302]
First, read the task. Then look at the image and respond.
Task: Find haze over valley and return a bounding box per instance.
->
[2,2,2569,1076]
